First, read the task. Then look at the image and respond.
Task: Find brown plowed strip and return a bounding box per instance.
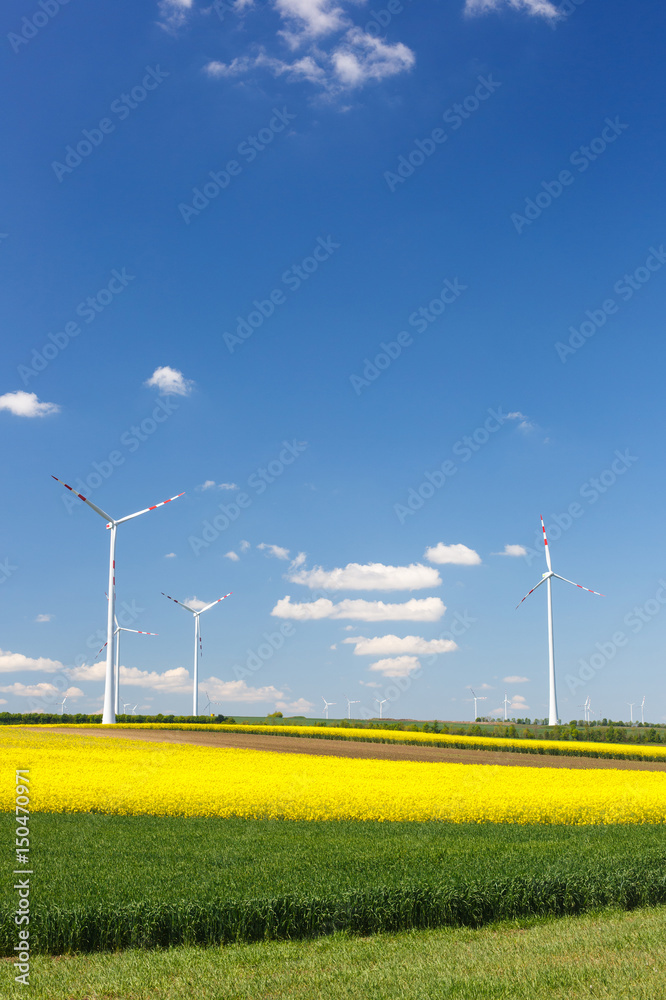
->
[47,728,666,771]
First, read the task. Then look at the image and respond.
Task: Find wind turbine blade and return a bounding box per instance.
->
[115,492,185,525]
[540,516,552,572]
[515,577,547,609]
[97,641,108,657]
[118,628,159,635]
[552,574,604,597]
[161,592,197,614]
[198,593,232,614]
[52,476,114,523]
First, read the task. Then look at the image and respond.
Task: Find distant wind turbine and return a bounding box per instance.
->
[375,697,387,719]
[516,516,604,727]
[346,696,360,720]
[468,687,486,721]
[641,695,646,725]
[98,595,158,715]
[52,476,183,724]
[162,592,232,716]
[503,693,510,721]
[627,702,635,724]
[322,697,336,720]
[60,696,67,716]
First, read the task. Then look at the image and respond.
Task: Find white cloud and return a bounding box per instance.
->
[424,543,481,566]
[69,662,192,692]
[165,552,177,558]
[202,0,415,94]
[464,0,560,19]
[493,544,527,557]
[289,551,307,571]
[343,635,457,656]
[68,662,106,682]
[275,697,314,714]
[224,551,240,562]
[144,366,194,397]
[506,410,535,431]
[203,677,286,703]
[197,480,239,491]
[503,675,530,683]
[0,649,64,674]
[34,614,54,623]
[0,682,83,699]
[0,391,60,417]
[158,0,193,30]
[359,679,381,688]
[258,543,290,560]
[240,540,251,552]
[288,562,441,591]
[271,596,445,621]
[184,596,208,610]
[369,656,421,678]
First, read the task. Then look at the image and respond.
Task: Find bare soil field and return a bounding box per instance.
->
[49,727,666,771]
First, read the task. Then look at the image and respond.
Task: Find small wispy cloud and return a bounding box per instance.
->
[34,614,54,623]
[464,0,561,19]
[224,551,240,562]
[503,675,530,683]
[165,552,177,559]
[424,543,481,566]
[197,480,239,491]
[258,543,290,560]
[493,544,527,557]
[506,411,535,431]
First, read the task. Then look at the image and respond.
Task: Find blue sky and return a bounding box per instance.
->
[1,0,665,724]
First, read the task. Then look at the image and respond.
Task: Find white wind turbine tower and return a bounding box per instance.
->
[52,476,184,724]
[517,516,604,727]
[641,695,646,724]
[98,597,158,715]
[122,702,131,714]
[60,696,67,716]
[346,696,360,719]
[627,702,635,724]
[375,698,388,719]
[468,687,486,721]
[503,693,510,721]
[322,697,336,720]
[578,696,591,723]
[162,592,232,716]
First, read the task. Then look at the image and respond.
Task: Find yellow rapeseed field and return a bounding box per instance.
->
[3,728,666,824]
[38,721,666,761]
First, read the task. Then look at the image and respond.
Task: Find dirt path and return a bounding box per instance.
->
[47,727,666,771]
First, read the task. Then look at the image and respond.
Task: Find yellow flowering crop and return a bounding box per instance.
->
[41,721,666,761]
[2,728,665,824]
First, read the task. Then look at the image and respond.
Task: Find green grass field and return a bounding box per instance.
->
[2,814,665,955]
[7,906,666,999]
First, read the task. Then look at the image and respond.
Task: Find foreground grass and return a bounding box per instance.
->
[1,815,665,954]
[7,906,666,999]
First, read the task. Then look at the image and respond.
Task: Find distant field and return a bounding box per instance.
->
[1,815,666,955]
[11,906,666,1000]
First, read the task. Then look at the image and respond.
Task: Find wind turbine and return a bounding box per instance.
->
[516,516,604,727]
[52,477,184,724]
[98,598,158,715]
[131,704,138,715]
[322,697,336,720]
[375,697,387,719]
[641,695,646,724]
[578,696,591,724]
[627,702,635,724]
[503,693,510,721]
[203,691,216,714]
[161,592,232,716]
[346,696,360,719]
[122,702,131,714]
[60,696,67,716]
[468,687,486,721]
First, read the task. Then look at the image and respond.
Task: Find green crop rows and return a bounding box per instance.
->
[1,815,665,955]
